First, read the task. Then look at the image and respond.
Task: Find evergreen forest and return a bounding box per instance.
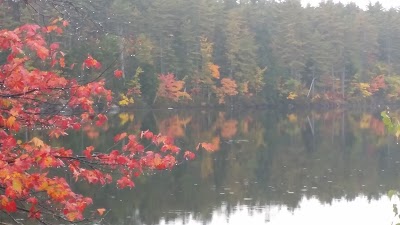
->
[2,0,399,107]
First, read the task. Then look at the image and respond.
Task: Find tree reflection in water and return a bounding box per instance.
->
[43,109,400,225]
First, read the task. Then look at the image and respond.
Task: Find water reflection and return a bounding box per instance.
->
[155,196,394,225]
[42,109,400,224]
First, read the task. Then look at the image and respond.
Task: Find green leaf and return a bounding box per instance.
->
[389,190,398,200]
[382,111,393,126]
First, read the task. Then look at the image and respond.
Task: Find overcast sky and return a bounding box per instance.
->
[301,0,400,9]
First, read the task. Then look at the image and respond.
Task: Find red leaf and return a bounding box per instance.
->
[1,196,17,213]
[29,206,41,219]
[184,151,195,160]
[27,197,38,205]
[114,69,123,78]
[50,42,60,51]
[83,55,101,70]
[95,114,107,127]
[117,177,134,189]
[5,200,17,212]
[83,146,94,158]
[140,130,153,140]
[63,20,69,27]
[72,123,81,130]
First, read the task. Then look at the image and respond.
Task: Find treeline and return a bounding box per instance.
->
[2,0,400,107]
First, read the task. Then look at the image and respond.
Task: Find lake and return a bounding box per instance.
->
[47,109,400,224]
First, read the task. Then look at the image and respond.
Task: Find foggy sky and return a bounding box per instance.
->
[301,0,400,9]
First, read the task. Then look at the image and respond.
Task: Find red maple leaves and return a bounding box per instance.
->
[114,69,123,78]
[0,22,198,223]
[82,54,102,70]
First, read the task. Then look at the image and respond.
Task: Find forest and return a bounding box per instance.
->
[2,0,399,107]
[4,0,400,224]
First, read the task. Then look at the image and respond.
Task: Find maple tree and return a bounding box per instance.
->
[351,75,386,98]
[0,22,197,223]
[156,73,191,103]
[214,78,239,104]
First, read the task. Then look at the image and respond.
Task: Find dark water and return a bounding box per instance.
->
[49,109,400,224]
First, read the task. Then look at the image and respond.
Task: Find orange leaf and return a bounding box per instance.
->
[97,208,106,216]
[65,212,80,221]
[5,116,16,128]
[114,132,127,143]
[30,137,45,147]
[197,142,216,152]
[49,128,68,138]
[36,45,49,60]
[45,25,58,33]
[59,57,65,68]
[208,63,220,79]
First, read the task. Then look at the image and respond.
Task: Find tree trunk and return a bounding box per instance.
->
[119,27,126,80]
[341,66,345,99]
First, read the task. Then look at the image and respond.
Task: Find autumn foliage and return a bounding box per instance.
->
[355,75,386,98]
[214,78,239,104]
[157,73,191,102]
[0,23,195,223]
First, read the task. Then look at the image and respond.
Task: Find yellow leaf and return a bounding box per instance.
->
[359,83,372,97]
[119,113,129,125]
[118,94,134,106]
[396,129,400,139]
[360,114,372,129]
[30,137,45,147]
[12,178,22,194]
[287,114,298,123]
[287,92,298,100]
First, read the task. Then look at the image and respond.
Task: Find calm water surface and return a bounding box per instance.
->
[51,109,400,224]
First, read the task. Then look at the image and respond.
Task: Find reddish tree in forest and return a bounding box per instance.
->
[0,22,196,223]
[368,74,386,93]
[156,73,191,102]
[214,78,239,104]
